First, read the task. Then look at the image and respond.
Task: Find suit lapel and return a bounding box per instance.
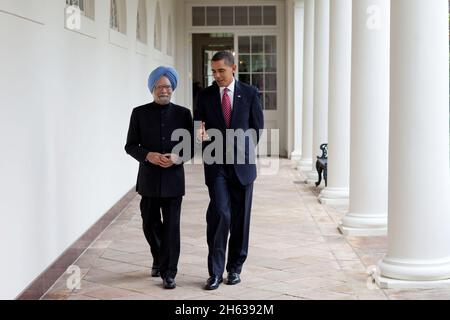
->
[230,80,242,129]
[212,82,227,129]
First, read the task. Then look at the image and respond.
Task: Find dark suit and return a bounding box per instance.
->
[194,80,264,277]
[125,102,193,278]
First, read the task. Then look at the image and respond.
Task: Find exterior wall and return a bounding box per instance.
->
[0,0,176,299]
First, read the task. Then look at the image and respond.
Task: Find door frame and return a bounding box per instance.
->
[182,1,287,156]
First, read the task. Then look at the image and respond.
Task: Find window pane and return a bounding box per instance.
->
[206,7,219,26]
[251,36,263,54]
[238,55,250,73]
[265,36,276,53]
[221,7,233,26]
[85,0,95,20]
[265,74,277,91]
[110,0,118,30]
[137,0,147,44]
[238,36,250,54]
[265,55,277,72]
[251,55,264,72]
[192,7,205,26]
[259,92,264,110]
[265,92,277,110]
[263,6,276,25]
[252,74,264,91]
[239,73,250,85]
[249,6,262,25]
[235,6,248,25]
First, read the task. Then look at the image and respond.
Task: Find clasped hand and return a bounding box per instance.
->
[146,152,179,168]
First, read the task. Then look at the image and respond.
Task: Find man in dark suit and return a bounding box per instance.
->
[125,66,193,289]
[194,51,264,290]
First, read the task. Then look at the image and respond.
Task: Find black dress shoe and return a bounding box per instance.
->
[204,276,223,290]
[151,265,160,278]
[163,277,176,289]
[226,272,241,285]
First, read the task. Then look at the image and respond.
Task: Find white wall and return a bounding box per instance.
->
[0,0,177,299]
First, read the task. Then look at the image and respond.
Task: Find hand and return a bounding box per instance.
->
[196,122,210,142]
[146,152,165,166]
[163,153,181,166]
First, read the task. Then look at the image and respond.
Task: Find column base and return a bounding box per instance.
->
[338,213,387,236]
[374,275,450,289]
[375,256,450,286]
[298,158,313,172]
[318,187,349,205]
[290,150,302,161]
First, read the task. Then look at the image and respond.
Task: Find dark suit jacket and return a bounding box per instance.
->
[194,80,264,186]
[125,102,193,198]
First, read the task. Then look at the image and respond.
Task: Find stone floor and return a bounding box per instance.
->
[42,159,450,300]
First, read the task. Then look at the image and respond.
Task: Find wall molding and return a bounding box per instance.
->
[0,9,44,26]
[0,0,45,25]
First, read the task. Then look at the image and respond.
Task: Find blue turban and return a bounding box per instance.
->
[148,66,179,93]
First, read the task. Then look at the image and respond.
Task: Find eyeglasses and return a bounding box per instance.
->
[155,85,173,91]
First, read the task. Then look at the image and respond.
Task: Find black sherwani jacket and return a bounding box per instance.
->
[125,102,193,198]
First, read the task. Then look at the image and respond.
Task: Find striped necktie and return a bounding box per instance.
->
[222,88,232,128]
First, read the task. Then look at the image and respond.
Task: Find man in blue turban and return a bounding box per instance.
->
[148,66,179,93]
[125,66,193,289]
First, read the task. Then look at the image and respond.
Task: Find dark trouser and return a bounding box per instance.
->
[140,196,182,279]
[206,165,254,277]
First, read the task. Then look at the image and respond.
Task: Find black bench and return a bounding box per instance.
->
[315,143,328,187]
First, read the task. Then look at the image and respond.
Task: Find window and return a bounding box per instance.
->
[238,36,277,110]
[204,50,220,87]
[249,6,262,25]
[192,6,277,27]
[136,0,147,44]
[221,7,234,26]
[110,0,127,34]
[64,0,97,38]
[154,2,162,51]
[66,0,95,20]
[206,7,219,26]
[167,15,173,56]
[235,6,248,26]
[192,7,206,26]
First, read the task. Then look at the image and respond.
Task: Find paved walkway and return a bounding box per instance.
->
[42,159,450,300]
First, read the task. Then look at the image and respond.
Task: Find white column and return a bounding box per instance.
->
[318,0,352,205]
[338,0,390,235]
[375,0,450,288]
[298,0,315,172]
[306,0,329,184]
[291,1,305,161]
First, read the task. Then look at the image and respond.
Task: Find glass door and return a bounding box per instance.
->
[236,35,278,111]
[235,33,283,156]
